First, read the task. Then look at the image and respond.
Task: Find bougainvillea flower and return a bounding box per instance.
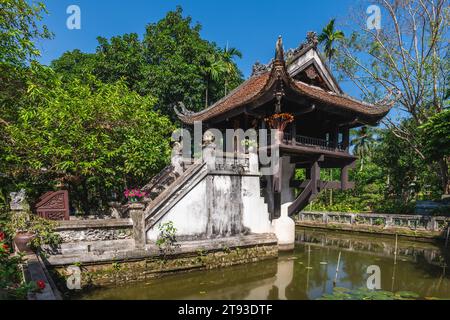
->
[0,232,4,241]
[36,280,46,290]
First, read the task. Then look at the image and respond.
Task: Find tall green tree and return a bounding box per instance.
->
[0,0,52,207]
[335,0,449,194]
[5,65,174,213]
[420,109,450,194]
[221,45,242,95]
[351,126,379,171]
[50,6,243,119]
[200,53,226,107]
[317,19,345,66]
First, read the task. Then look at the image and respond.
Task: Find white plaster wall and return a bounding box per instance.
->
[147,173,272,241]
[146,180,208,241]
[241,176,272,234]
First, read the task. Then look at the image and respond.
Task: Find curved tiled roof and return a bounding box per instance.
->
[175,72,271,124]
[292,81,394,118]
[175,37,395,125]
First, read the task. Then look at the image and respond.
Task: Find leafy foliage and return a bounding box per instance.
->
[4,64,174,213]
[420,109,450,161]
[317,19,344,65]
[156,221,179,258]
[0,0,52,66]
[51,6,243,119]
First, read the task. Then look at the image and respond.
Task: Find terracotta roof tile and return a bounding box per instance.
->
[176,72,270,124]
[176,64,394,125]
[292,81,393,118]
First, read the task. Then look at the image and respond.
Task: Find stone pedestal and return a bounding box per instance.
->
[272,202,295,251]
[129,203,146,249]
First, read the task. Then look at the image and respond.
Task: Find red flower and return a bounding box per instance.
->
[36,280,46,290]
[2,243,9,251]
[0,232,5,241]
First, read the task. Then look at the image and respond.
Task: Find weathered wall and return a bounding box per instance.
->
[146,180,208,241]
[51,241,278,290]
[146,172,272,242]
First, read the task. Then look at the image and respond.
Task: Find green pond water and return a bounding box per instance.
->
[79,228,450,300]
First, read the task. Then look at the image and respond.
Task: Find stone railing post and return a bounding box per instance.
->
[248,145,259,174]
[203,142,216,171]
[323,212,328,224]
[129,203,146,249]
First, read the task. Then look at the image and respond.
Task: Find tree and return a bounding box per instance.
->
[50,6,243,119]
[0,0,52,207]
[142,6,237,115]
[0,0,51,66]
[317,19,345,66]
[420,109,450,193]
[221,45,242,95]
[94,33,145,93]
[5,64,174,213]
[200,53,226,107]
[335,0,449,194]
[50,49,97,80]
[351,126,380,171]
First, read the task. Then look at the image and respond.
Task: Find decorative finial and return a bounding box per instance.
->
[306,31,319,48]
[251,61,269,76]
[275,36,284,61]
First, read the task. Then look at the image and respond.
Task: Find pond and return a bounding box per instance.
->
[79,228,450,300]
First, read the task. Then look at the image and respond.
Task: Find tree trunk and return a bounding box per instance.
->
[205,78,209,108]
[81,178,90,215]
[438,157,450,195]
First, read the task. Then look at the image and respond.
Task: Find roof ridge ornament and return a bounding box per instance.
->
[251,61,269,77]
[306,31,319,48]
[173,102,194,117]
[285,31,319,63]
[275,35,284,62]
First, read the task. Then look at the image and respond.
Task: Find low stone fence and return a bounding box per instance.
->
[297,211,450,239]
[55,218,133,243]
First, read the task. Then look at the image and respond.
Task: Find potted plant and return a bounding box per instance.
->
[124,188,146,203]
[7,212,61,253]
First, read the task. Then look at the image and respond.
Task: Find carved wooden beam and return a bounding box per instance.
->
[292,104,316,116]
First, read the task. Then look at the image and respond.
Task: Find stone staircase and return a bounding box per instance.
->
[141,160,195,203]
[144,159,207,231]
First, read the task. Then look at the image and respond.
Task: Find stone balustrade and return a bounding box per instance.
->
[298,211,450,232]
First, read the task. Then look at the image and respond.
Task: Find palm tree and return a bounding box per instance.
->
[318,19,345,67]
[221,45,242,95]
[351,126,379,171]
[201,54,226,107]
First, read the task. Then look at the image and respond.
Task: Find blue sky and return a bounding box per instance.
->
[37,0,368,96]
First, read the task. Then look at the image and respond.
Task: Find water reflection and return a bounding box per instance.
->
[81,229,450,300]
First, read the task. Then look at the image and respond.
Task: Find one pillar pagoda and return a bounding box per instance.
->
[174,33,395,246]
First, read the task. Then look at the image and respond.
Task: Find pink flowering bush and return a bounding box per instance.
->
[124,189,146,202]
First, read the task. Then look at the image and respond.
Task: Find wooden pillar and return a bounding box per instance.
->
[341,165,349,190]
[310,160,320,195]
[291,122,297,145]
[330,125,339,149]
[342,127,350,152]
